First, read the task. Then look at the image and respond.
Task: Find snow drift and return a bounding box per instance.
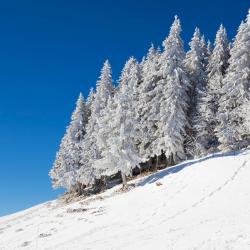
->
[1,149,250,250]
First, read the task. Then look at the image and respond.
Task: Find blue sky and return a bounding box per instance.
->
[0,0,249,216]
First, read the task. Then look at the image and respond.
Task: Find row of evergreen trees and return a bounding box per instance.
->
[49,10,250,192]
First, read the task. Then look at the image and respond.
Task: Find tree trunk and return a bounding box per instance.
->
[121,172,128,189]
[171,153,175,166]
[77,181,83,196]
[149,157,153,169]
[155,155,159,171]
[102,176,108,189]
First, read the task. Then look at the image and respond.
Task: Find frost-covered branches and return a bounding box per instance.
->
[50,10,250,194]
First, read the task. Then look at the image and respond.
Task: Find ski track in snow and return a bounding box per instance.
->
[1,150,250,249]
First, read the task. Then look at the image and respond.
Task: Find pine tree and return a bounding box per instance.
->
[49,93,88,192]
[185,27,208,156]
[138,44,161,161]
[217,11,250,151]
[86,87,95,119]
[205,24,230,150]
[207,40,213,58]
[241,100,250,135]
[49,134,70,190]
[200,35,210,68]
[122,57,142,152]
[152,16,190,164]
[94,63,141,188]
[97,57,140,159]
[95,58,138,161]
[78,60,113,186]
[207,25,229,91]
[119,57,138,86]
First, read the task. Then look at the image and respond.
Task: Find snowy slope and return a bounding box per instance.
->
[1,150,250,250]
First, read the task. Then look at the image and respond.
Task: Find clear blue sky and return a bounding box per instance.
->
[0,0,248,216]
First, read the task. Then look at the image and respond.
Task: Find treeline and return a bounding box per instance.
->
[49,10,250,194]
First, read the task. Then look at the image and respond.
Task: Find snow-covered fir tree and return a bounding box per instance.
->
[152,16,190,164]
[49,134,70,190]
[200,35,210,68]
[93,96,116,177]
[85,87,95,119]
[95,58,139,161]
[138,44,161,161]
[205,24,230,150]
[185,27,208,156]
[50,10,250,195]
[207,24,229,91]
[241,100,250,135]
[78,60,113,186]
[216,11,250,151]
[116,56,142,123]
[94,63,141,188]
[121,57,142,152]
[207,40,213,58]
[119,57,138,85]
[49,93,88,193]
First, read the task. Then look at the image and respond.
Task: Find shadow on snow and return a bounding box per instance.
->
[137,148,248,187]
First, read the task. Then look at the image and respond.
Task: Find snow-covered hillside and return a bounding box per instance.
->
[1,149,250,250]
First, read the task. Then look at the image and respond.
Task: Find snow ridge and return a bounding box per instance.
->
[1,149,250,249]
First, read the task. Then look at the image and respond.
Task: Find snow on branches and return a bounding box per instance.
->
[50,9,250,193]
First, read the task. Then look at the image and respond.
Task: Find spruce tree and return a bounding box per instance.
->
[119,57,138,86]
[185,27,208,156]
[86,87,95,119]
[96,57,139,162]
[94,63,141,188]
[217,11,250,151]
[207,40,213,58]
[49,93,88,192]
[78,60,113,186]
[200,35,210,68]
[152,16,190,164]
[205,24,230,150]
[138,44,161,161]
[241,100,250,135]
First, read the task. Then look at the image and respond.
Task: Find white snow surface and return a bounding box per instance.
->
[1,149,250,250]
